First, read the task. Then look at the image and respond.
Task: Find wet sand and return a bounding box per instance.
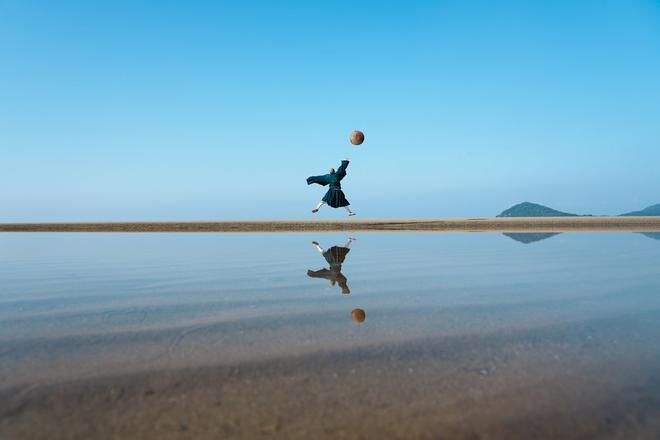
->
[2,311,659,439]
[2,216,660,232]
[2,233,660,439]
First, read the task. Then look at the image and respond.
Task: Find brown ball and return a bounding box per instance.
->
[349,130,364,145]
[351,308,366,323]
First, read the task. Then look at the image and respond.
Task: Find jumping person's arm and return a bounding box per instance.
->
[306,173,331,186]
[337,159,349,179]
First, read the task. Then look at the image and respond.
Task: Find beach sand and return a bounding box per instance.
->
[2,216,660,232]
[2,229,660,439]
[2,311,659,439]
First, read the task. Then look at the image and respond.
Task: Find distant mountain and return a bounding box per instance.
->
[502,232,561,244]
[497,202,579,217]
[620,203,660,216]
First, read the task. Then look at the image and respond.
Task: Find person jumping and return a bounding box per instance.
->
[306,159,355,216]
[307,237,356,294]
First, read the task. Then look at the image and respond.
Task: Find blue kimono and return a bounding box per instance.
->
[306,160,350,208]
[307,246,351,294]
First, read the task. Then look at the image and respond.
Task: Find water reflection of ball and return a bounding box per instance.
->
[351,308,366,323]
[349,130,364,145]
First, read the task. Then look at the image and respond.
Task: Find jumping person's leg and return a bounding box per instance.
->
[312,201,325,213]
[345,237,356,248]
[312,241,325,253]
[344,206,355,216]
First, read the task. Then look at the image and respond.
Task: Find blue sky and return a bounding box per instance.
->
[1,0,659,220]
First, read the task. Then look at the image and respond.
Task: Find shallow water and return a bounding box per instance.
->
[1,232,660,439]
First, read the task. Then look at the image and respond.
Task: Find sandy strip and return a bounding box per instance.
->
[1,217,660,232]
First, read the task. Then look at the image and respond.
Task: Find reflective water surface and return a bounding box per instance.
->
[1,232,660,439]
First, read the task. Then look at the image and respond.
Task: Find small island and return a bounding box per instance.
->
[620,203,660,217]
[497,201,580,217]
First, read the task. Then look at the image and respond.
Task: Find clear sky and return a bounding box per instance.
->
[1,0,659,220]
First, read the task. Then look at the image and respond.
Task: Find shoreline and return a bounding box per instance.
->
[2,216,660,232]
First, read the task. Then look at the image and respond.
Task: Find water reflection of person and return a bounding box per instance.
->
[307,237,356,295]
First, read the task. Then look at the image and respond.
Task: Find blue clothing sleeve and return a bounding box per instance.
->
[307,173,332,186]
[337,160,349,180]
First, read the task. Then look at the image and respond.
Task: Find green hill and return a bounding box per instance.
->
[497,202,579,217]
[620,203,660,216]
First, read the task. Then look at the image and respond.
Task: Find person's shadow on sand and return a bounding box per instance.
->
[307,237,356,295]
